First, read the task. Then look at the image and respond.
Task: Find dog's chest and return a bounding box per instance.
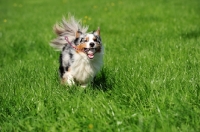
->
[70,53,100,83]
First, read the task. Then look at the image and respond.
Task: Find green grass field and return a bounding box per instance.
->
[0,0,200,131]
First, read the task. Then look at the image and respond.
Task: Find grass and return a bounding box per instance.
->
[0,0,200,131]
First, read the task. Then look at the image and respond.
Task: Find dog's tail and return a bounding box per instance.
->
[50,15,88,51]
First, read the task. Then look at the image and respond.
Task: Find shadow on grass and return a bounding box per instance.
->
[92,68,114,91]
[181,29,200,39]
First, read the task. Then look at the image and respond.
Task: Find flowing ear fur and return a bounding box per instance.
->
[53,24,65,35]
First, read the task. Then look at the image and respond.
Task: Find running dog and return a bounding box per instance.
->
[50,16,103,87]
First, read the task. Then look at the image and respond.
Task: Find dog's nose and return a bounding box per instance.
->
[89,42,95,47]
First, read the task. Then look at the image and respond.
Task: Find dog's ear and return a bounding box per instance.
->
[94,27,100,36]
[76,30,82,38]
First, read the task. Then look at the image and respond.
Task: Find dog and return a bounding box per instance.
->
[50,16,103,87]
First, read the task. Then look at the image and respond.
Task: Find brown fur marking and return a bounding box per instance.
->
[76,43,87,53]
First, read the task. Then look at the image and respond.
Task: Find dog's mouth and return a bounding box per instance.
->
[84,48,96,59]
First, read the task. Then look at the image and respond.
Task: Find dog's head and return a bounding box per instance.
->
[74,28,102,59]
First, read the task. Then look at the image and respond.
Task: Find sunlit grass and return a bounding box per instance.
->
[0,0,200,131]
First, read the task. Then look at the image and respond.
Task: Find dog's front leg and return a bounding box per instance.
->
[61,72,75,86]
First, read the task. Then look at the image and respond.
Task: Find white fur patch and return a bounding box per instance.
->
[69,51,103,85]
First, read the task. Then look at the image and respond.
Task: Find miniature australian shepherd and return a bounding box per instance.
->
[50,16,103,87]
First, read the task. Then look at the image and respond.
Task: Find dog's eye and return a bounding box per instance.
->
[80,38,87,43]
[94,37,101,43]
[80,38,84,42]
[93,38,97,42]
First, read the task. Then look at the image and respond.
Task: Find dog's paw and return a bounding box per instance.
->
[80,84,88,88]
[62,72,75,86]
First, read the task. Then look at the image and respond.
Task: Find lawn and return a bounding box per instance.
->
[0,0,200,131]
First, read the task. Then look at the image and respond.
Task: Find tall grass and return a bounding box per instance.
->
[0,0,200,131]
